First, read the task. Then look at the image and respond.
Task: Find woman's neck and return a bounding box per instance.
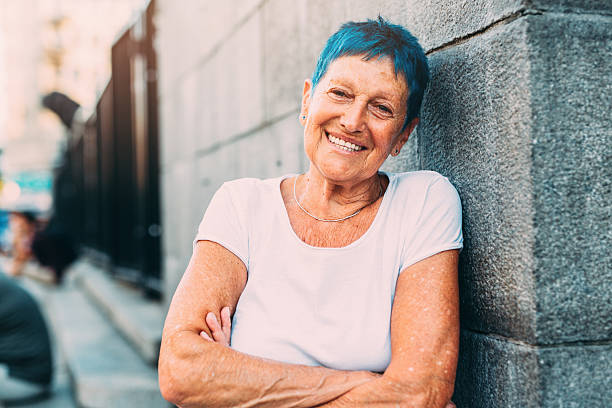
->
[296,168,385,219]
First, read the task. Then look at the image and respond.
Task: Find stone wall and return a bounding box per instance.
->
[156,1,611,406]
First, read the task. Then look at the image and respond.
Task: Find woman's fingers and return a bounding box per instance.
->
[205,309,232,346]
[221,306,232,341]
[206,312,226,344]
[200,331,213,341]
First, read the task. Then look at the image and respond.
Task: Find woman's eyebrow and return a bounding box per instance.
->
[370,92,403,109]
[328,80,400,101]
[327,79,354,89]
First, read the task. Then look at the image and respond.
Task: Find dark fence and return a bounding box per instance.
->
[55,0,161,298]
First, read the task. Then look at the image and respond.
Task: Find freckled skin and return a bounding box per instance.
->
[158,55,459,408]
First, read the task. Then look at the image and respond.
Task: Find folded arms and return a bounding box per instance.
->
[158,240,459,407]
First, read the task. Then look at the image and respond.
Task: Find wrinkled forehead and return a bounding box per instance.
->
[319,55,409,100]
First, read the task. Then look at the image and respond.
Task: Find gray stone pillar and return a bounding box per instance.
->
[417,3,612,406]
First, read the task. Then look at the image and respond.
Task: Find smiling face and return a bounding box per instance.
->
[301,55,417,186]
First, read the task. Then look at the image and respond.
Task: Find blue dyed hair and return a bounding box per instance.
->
[312,17,430,130]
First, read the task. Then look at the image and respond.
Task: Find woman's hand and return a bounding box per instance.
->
[200,306,232,347]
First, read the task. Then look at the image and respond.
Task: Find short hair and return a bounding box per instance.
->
[312,16,430,129]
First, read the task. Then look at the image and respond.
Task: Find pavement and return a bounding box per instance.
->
[1,257,167,408]
[2,358,76,408]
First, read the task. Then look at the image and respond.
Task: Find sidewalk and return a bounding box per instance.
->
[1,257,168,408]
[0,258,77,408]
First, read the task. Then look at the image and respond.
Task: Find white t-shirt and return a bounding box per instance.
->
[195,170,463,372]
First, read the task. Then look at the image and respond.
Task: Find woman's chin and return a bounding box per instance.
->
[313,163,364,184]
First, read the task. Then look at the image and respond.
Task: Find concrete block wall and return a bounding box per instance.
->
[156,0,611,405]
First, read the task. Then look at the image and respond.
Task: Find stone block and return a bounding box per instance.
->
[527,13,612,343]
[226,12,265,139]
[454,330,612,408]
[162,254,183,309]
[197,112,305,191]
[155,1,179,99]
[262,0,311,120]
[197,12,264,151]
[235,113,304,179]
[159,95,177,168]
[266,112,306,175]
[395,0,524,52]
[531,0,612,13]
[160,170,180,259]
[156,0,263,96]
[538,342,612,407]
[418,10,611,345]
[176,72,200,162]
[301,0,351,74]
[175,162,199,263]
[419,17,538,341]
[156,0,202,98]
[454,330,539,407]
[193,62,219,152]
[302,0,525,57]
[161,161,197,267]
[197,146,240,202]
[159,76,197,167]
[160,164,197,302]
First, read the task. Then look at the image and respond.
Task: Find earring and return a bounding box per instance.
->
[301,115,306,120]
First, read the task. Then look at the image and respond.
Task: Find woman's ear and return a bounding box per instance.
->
[393,118,419,156]
[300,79,313,125]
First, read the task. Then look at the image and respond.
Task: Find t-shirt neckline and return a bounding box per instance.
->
[276,171,396,251]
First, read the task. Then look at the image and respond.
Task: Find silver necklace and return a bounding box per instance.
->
[292,175,382,222]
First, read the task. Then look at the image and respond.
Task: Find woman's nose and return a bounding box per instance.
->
[339,102,367,133]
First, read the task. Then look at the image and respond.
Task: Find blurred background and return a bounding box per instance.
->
[0,0,609,407]
[0,1,164,407]
[0,0,143,212]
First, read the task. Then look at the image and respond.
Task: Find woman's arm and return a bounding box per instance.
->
[158,240,377,408]
[318,249,460,407]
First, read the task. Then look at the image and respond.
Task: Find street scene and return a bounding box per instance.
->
[0,0,609,407]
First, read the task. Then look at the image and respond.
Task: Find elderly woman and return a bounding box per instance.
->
[159,17,462,408]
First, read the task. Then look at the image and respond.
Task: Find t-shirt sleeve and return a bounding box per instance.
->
[400,175,463,272]
[193,182,249,268]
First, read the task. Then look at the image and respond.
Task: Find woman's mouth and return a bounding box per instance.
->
[326,133,364,152]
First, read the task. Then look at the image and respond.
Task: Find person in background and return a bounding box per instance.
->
[6,212,37,278]
[30,218,78,285]
[3,211,77,285]
[0,273,53,404]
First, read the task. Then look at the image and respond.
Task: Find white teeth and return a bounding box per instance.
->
[328,134,362,152]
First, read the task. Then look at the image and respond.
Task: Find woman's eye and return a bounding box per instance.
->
[373,104,393,116]
[331,89,347,98]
